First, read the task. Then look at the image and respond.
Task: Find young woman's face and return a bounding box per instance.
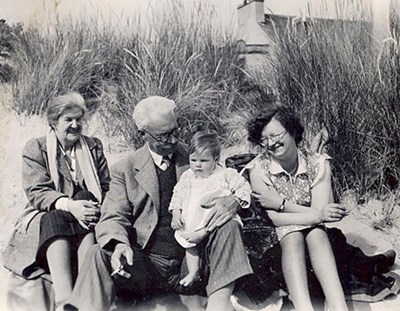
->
[53,107,83,149]
[261,117,297,160]
[189,149,218,178]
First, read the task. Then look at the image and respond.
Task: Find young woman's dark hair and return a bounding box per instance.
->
[247,104,304,145]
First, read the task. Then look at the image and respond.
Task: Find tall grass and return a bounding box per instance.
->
[10,16,127,115]
[9,1,262,148]
[100,1,261,146]
[265,4,400,196]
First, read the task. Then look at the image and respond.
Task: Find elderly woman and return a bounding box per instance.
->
[247,104,350,311]
[3,92,110,310]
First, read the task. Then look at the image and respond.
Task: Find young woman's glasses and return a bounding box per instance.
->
[141,127,181,143]
[259,130,287,147]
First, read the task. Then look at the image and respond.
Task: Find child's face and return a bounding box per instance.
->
[189,149,218,178]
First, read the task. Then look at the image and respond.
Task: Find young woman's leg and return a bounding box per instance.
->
[280,231,314,311]
[306,227,348,311]
[46,238,73,307]
[207,281,235,311]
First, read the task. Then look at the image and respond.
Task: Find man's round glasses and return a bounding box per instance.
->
[141,127,181,143]
[258,130,287,147]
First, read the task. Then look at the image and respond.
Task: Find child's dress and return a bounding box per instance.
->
[169,166,251,248]
[252,149,330,241]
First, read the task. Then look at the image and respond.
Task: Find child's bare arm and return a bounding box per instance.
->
[171,209,184,230]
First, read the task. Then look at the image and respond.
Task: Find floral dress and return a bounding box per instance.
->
[252,149,330,241]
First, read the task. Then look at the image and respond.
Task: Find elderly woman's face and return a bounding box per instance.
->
[54,107,83,148]
[261,118,297,159]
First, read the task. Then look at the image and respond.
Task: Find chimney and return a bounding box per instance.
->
[237,0,268,46]
[238,0,265,27]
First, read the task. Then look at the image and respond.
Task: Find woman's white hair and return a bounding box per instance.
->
[132,96,177,130]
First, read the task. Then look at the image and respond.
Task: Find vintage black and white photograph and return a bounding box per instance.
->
[0,0,399,310]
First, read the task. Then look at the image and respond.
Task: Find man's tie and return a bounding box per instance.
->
[160,156,171,170]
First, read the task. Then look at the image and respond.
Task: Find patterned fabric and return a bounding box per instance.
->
[253,149,330,240]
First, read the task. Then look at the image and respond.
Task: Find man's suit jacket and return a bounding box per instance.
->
[96,142,189,250]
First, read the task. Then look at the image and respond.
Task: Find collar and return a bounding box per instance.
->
[268,149,307,177]
[147,145,172,169]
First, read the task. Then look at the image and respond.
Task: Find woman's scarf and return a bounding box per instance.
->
[46,130,102,202]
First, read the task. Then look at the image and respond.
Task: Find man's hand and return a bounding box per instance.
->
[202,195,239,232]
[110,243,133,279]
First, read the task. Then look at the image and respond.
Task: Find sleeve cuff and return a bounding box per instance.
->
[55,197,70,211]
[233,196,248,209]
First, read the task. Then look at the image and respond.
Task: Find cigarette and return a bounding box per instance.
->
[111,265,124,276]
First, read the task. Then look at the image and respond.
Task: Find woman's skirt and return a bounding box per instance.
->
[36,189,97,271]
[38,210,88,249]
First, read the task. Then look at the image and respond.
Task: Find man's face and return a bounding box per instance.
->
[143,114,179,156]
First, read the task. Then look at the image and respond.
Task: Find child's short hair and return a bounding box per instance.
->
[188,130,221,160]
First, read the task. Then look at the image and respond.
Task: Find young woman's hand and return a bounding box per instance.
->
[251,186,283,210]
[316,203,347,223]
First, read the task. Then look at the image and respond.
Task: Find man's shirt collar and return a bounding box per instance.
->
[148,146,172,169]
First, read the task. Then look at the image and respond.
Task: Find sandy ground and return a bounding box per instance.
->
[0,91,399,310]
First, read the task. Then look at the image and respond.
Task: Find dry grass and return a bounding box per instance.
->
[6,1,267,151]
[263,3,400,200]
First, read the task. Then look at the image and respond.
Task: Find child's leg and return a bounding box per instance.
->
[181,227,209,244]
[206,281,235,311]
[280,231,314,311]
[180,247,201,287]
[306,227,348,311]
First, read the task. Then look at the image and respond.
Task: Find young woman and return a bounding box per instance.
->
[247,105,348,311]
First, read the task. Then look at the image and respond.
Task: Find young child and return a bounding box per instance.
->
[169,130,251,286]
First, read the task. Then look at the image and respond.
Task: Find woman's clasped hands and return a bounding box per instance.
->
[68,200,101,229]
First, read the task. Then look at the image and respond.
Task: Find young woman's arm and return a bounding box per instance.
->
[249,162,346,226]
